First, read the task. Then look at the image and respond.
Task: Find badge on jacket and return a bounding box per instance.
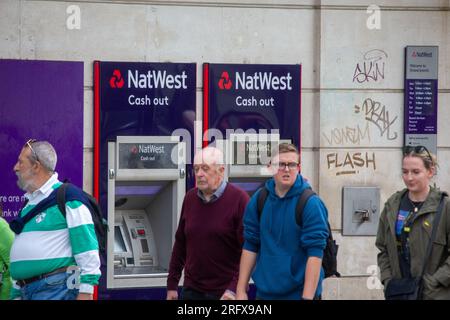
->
[35,212,46,223]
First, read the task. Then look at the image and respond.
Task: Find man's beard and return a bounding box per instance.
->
[16,170,36,192]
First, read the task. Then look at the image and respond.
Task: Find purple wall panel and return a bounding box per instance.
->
[0,59,84,221]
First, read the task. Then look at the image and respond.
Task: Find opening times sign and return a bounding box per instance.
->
[404,46,438,154]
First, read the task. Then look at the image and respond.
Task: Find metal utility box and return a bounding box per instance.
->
[342,186,380,236]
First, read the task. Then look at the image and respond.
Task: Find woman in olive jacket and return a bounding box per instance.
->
[376,146,450,300]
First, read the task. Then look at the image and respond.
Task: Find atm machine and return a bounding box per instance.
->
[106,136,185,289]
[223,133,283,197]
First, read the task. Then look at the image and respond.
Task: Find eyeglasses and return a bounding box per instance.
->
[272,162,299,171]
[25,139,40,162]
[403,145,432,162]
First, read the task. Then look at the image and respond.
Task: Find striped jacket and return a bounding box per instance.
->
[10,173,101,297]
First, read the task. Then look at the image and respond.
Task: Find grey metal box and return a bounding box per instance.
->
[342,186,380,236]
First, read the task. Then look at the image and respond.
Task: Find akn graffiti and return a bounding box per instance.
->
[326,152,376,176]
[354,98,398,140]
[353,49,387,83]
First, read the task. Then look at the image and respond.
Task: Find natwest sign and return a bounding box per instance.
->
[234,71,293,90]
[411,51,433,58]
[217,70,293,91]
[206,63,299,109]
[127,69,188,89]
[110,69,188,90]
[203,63,301,148]
[97,61,195,108]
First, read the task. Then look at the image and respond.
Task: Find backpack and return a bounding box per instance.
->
[57,182,108,257]
[257,187,340,278]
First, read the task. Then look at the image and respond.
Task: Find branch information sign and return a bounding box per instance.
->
[404,46,438,154]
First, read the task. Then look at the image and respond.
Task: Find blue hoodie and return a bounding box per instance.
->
[243,175,329,300]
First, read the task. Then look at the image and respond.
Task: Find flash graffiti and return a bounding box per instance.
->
[353,49,387,83]
[354,98,398,140]
[326,152,376,176]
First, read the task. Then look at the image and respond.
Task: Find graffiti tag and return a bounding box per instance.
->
[354,98,398,140]
[353,49,387,83]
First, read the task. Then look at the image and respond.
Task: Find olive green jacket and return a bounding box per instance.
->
[0,217,14,300]
[376,187,450,300]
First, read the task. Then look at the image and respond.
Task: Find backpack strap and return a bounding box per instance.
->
[257,186,317,228]
[56,182,69,217]
[56,182,92,218]
[295,188,316,227]
[257,187,269,221]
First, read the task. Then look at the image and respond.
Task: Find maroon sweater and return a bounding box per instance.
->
[167,183,250,296]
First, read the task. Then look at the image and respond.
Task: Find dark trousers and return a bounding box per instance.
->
[181,287,221,300]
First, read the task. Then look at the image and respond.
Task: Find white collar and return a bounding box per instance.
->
[25,172,59,200]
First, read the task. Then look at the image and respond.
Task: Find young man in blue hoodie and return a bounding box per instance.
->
[236,143,329,300]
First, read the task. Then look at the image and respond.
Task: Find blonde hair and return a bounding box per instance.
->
[403,147,438,171]
[271,143,299,161]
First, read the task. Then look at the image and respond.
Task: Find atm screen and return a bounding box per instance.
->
[114,226,128,253]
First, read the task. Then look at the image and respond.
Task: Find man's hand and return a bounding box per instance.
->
[77,293,93,300]
[235,291,248,300]
[220,290,236,300]
[167,290,179,300]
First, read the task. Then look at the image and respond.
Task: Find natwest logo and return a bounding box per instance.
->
[218,71,232,90]
[110,69,125,88]
[130,145,138,154]
[412,51,432,58]
[235,71,292,91]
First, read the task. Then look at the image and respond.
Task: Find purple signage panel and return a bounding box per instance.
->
[0,59,84,222]
[203,63,301,149]
[404,46,438,154]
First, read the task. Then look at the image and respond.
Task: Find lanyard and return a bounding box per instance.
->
[399,212,417,277]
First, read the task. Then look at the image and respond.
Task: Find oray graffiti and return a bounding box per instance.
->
[354,98,398,140]
[353,49,387,83]
[326,152,376,176]
[322,123,370,146]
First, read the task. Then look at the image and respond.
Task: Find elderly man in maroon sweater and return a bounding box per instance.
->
[166,146,250,300]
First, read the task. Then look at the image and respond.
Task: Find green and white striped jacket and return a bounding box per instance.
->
[10,173,101,298]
